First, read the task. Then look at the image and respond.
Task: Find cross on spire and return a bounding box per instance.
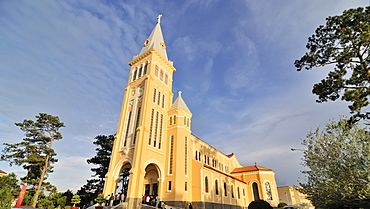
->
[178,91,182,97]
[157,14,162,24]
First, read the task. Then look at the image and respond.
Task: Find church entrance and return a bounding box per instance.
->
[116,165,131,201]
[144,164,160,200]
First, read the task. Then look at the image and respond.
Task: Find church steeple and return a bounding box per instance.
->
[170,91,191,113]
[139,14,168,60]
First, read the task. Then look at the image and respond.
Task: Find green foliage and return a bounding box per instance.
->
[295,6,370,123]
[0,189,13,209]
[248,200,273,209]
[71,195,81,207]
[300,117,370,208]
[37,197,55,209]
[278,202,287,208]
[0,173,20,197]
[77,135,114,205]
[0,113,65,207]
[94,194,106,206]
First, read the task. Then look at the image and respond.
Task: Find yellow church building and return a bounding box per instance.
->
[103,15,279,209]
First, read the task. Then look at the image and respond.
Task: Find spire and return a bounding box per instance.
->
[170,91,191,112]
[139,14,168,60]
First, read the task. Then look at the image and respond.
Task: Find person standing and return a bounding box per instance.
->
[109,193,114,206]
[189,203,193,209]
[121,193,125,203]
[105,194,111,206]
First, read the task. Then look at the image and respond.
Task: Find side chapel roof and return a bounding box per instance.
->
[231,165,273,174]
[170,91,191,112]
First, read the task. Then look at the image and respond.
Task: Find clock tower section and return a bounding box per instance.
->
[104,15,176,207]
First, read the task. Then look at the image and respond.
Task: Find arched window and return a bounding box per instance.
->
[160,69,164,81]
[224,182,227,196]
[195,151,198,160]
[265,182,273,200]
[143,63,148,75]
[205,176,209,193]
[138,65,142,78]
[155,65,159,76]
[165,74,168,84]
[215,180,219,195]
[252,182,260,200]
[132,69,137,81]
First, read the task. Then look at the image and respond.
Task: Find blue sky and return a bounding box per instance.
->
[1,0,368,192]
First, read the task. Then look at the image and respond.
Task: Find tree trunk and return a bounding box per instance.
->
[31,155,50,208]
[32,134,54,208]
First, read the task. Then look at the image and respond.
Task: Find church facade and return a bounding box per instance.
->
[103,16,279,209]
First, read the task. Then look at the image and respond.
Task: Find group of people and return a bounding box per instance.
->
[142,195,158,206]
[105,193,125,206]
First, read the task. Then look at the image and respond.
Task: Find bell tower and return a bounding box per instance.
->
[104,15,177,208]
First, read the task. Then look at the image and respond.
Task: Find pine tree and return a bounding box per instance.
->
[1,113,65,207]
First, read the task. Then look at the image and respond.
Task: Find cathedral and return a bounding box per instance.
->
[103,15,279,209]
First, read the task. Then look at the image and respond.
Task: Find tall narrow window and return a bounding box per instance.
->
[138,66,142,78]
[185,136,188,175]
[215,180,219,195]
[153,88,156,103]
[132,107,141,144]
[155,65,159,77]
[132,69,137,81]
[169,117,172,126]
[162,94,165,108]
[157,92,161,105]
[154,111,159,147]
[148,109,154,145]
[237,187,240,199]
[243,188,245,196]
[173,115,176,124]
[165,74,168,85]
[195,151,198,160]
[159,114,163,149]
[185,181,188,191]
[143,63,148,75]
[124,111,132,146]
[184,116,187,125]
[231,185,234,198]
[169,136,174,174]
[252,182,260,200]
[160,69,164,81]
[168,181,172,191]
[265,182,273,200]
[224,182,227,196]
[187,118,190,127]
[205,177,209,193]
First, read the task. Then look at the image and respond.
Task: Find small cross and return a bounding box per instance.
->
[178,91,182,97]
[157,14,162,24]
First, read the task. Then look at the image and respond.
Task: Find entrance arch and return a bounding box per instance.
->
[116,163,131,201]
[144,164,160,196]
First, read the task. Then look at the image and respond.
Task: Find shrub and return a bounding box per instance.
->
[278,202,288,208]
[248,200,273,209]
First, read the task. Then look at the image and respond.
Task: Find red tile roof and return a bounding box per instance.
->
[0,170,7,175]
[231,165,273,174]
